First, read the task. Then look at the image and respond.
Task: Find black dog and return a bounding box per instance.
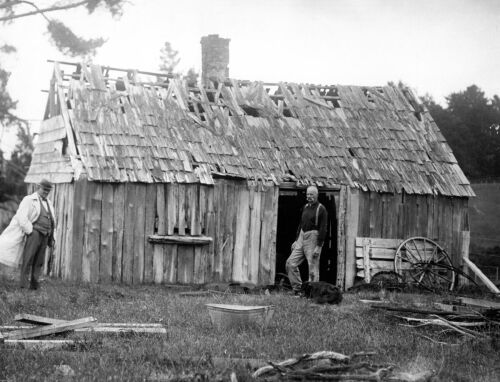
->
[301,281,342,304]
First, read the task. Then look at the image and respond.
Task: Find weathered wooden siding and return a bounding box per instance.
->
[338,188,469,289]
[48,179,278,285]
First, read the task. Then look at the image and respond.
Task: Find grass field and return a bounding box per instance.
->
[0,277,499,381]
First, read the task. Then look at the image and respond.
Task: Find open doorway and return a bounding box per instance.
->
[275,188,338,286]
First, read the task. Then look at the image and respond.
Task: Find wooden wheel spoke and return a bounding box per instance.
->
[395,237,455,291]
[405,247,421,263]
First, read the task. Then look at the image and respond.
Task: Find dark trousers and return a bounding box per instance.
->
[20,230,48,288]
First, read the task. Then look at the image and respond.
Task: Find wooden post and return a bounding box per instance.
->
[336,186,348,289]
[459,231,471,286]
[462,257,500,294]
[345,188,359,289]
[362,240,371,283]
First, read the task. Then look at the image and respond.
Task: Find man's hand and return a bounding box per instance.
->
[313,245,322,258]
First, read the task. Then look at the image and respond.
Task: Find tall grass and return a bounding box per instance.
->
[0,277,499,381]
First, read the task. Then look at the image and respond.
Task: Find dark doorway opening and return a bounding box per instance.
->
[275,189,338,286]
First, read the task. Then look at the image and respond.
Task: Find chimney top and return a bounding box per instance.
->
[200,34,230,85]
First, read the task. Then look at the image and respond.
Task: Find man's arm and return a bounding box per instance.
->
[314,205,328,254]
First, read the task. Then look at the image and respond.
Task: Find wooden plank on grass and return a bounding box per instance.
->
[6,317,97,340]
[144,184,157,283]
[82,182,102,283]
[133,184,147,284]
[15,314,66,325]
[100,183,114,283]
[112,184,125,282]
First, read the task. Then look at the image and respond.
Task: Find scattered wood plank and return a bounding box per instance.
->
[458,297,500,310]
[6,317,97,340]
[15,314,66,325]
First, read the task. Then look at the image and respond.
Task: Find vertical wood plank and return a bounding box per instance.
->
[336,185,348,289]
[177,245,195,283]
[122,184,137,284]
[99,184,114,283]
[82,182,102,283]
[193,246,206,283]
[212,181,224,281]
[178,184,186,235]
[268,186,279,284]
[63,184,75,280]
[198,186,206,235]
[156,184,166,235]
[345,188,360,289]
[248,185,262,284]
[188,184,199,235]
[133,184,147,284]
[71,179,88,281]
[153,245,164,284]
[222,182,236,282]
[258,185,275,285]
[144,184,157,283]
[166,183,178,235]
[112,184,125,282]
[163,244,178,283]
[233,185,250,283]
[205,186,215,282]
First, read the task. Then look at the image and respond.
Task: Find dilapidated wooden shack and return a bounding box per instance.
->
[25,58,474,289]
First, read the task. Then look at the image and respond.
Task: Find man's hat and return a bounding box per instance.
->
[38,179,53,191]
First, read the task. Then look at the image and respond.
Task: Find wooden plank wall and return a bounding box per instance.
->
[340,190,469,288]
[48,179,279,285]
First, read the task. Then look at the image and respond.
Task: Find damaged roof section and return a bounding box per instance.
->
[25,62,474,197]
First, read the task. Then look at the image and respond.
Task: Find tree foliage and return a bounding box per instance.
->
[423,85,500,180]
[1,0,125,57]
[158,41,199,84]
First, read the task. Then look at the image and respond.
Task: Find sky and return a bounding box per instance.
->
[1,0,500,156]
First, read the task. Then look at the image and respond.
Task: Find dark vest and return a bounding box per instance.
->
[32,200,53,236]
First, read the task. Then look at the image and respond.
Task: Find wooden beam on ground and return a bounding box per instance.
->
[14,314,66,325]
[75,327,167,334]
[458,297,500,310]
[5,317,97,340]
[3,340,74,350]
[462,257,500,294]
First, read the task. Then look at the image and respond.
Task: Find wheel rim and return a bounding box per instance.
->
[394,237,456,291]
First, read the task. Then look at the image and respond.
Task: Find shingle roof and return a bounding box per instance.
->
[25,63,474,197]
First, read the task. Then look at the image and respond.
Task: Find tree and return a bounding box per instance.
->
[1,0,125,57]
[423,86,500,179]
[158,42,199,84]
[159,42,180,75]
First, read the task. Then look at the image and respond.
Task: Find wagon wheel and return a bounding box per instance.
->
[394,237,456,292]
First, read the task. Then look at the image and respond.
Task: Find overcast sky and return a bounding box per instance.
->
[1,0,500,155]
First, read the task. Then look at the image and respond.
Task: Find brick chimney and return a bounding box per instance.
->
[200,34,230,85]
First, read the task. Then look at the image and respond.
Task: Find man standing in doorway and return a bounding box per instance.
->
[14,179,55,290]
[286,186,328,295]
